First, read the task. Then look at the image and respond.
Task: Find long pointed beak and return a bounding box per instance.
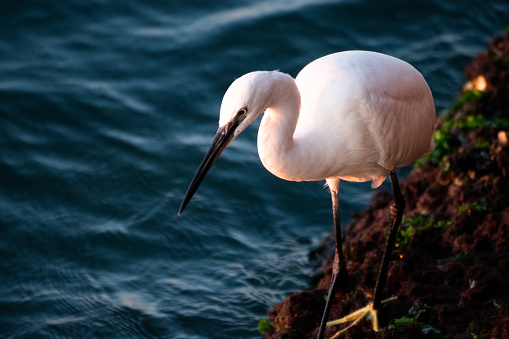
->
[178,121,239,215]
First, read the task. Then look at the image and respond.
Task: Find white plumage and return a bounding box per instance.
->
[220,51,435,187]
[180,50,436,338]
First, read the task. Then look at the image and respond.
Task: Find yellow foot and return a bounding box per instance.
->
[326,296,397,339]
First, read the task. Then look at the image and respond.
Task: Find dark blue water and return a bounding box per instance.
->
[1,1,507,338]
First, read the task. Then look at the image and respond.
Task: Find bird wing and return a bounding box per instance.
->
[294,51,435,185]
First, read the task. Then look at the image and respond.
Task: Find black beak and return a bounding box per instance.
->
[178,121,239,215]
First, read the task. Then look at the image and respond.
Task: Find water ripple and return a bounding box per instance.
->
[1,1,508,338]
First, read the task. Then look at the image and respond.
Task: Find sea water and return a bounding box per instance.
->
[1,1,508,338]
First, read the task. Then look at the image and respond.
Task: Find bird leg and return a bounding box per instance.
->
[373,169,405,310]
[317,183,348,339]
[323,169,405,337]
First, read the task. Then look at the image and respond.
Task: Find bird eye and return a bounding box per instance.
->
[237,108,247,117]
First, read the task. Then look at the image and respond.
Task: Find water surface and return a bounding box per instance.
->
[1,1,508,338]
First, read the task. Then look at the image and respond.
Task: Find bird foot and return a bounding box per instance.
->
[325,297,397,339]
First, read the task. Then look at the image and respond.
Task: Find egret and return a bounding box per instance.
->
[179,51,435,338]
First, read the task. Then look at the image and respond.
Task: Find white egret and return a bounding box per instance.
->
[179,51,435,338]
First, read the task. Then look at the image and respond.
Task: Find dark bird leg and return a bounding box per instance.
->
[320,170,405,338]
[317,181,348,339]
[373,169,405,310]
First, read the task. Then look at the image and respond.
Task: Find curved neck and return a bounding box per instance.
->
[257,75,302,181]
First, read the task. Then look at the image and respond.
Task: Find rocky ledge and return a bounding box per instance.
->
[263,30,509,339]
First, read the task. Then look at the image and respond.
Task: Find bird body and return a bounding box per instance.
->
[179,50,436,339]
[219,51,435,189]
[294,51,435,186]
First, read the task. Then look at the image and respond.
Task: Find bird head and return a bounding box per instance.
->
[218,71,279,135]
[179,71,278,215]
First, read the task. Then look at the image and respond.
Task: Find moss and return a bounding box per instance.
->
[258,318,275,334]
[395,216,451,253]
[388,306,445,337]
[415,113,497,168]
[450,89,486,112]
[457,200,488,216]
